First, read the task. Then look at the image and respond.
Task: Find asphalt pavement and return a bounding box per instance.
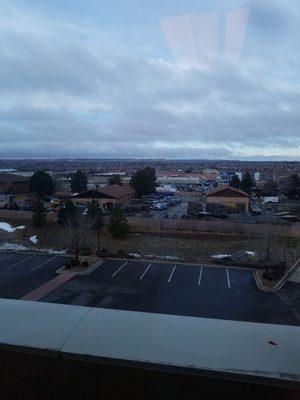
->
[0,252,299,326]
[41,259,300,326]
[0,252,68,299]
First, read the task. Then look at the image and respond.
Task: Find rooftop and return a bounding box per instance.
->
[74,184,136,199]
[206,185,249,198]
[98,184,135,199]
[0,173,30,183]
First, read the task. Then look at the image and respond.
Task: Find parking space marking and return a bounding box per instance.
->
[226,269,231,288]
[0,254,15,263]
[112,261,128,278]
[168,265,176,283]
[7,255,35,270]
[30,256,57,271]
[198,267,203,286]
[95,260,105,269]
[140,263,152,280]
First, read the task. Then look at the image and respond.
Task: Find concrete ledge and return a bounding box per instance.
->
[0,299,299,388]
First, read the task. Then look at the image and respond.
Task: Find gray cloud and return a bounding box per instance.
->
[0,1,299,159]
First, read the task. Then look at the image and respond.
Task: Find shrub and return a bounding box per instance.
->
[81,261,89,268]
[79,247,92,256]
[70,259,80,267]
[109,207,129,239]
[65,262,71,269]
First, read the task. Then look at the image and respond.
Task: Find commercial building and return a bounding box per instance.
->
[0,173,30,194]
[72,184,135,211]
[205,185,250,213]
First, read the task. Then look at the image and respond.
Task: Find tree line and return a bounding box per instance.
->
[230,171,300,197]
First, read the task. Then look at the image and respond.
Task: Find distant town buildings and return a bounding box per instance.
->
[0,173,29,194]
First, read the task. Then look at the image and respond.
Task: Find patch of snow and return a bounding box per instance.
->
[145,254,181,261]
[30,235,38,244]
[42,249,68,255]
[245,251,256,256]
[212,254,231,259]
[164,255,180,260]
[0,222,26,233]
[0,243,29,251]
[0,242,67,255]
[129,253,141,258]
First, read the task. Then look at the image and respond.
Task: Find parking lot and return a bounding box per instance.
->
[0,252,299,326]
[42,259,300,326]
[0,252,68,299]
[152,200,187,218]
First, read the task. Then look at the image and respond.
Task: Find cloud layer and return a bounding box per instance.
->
[0,0,299,159]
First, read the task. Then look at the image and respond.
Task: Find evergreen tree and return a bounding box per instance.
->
[108,175,122,185]
[263,180,278,196]
[241,171,254,194]
[286,174,300,198]
[71,170,88,193]
[130,167,156,196]
[109,207,129,239]
[230,174,241,189]
[57,200,77,225]
[32,199,47,227]
[29,170,55,199]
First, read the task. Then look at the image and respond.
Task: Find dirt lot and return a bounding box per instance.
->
[2,217,299,265]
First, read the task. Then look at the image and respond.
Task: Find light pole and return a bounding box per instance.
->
[95,184,101,254]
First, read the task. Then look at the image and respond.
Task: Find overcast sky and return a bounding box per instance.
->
[0,0,299,160]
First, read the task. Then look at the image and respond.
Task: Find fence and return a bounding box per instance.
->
[103,216,300,237]
[0,209,56,222]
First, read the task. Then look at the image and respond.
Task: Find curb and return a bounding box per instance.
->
[0,250,259,272]
[253,259,300,292]
[56,259,104,276]
[103,257,259,271]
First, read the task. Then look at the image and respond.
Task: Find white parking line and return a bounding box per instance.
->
[226,269,231,288]
[112,261,128,278]
[30,256,57,271]
[198,267,203,286]
[0,254,15,263]
[140,263,152,280]
[7,255,36,270]
[168,265,176,283]
[95,260,105,268]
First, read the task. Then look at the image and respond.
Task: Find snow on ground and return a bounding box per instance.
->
[212,254,231,259]
[0,243,29,251]
[30,235,38,244]
[128,253,142,258]
[43,249,67,255]
[245,251,256,256]
[0,242,67,255]
[0,222,25,233]
[145,254,181,261]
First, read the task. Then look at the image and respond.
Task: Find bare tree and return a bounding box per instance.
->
[260,224,281,264]
[64,212,93,262]
[279,237,299,267]
[259,224,290,276]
